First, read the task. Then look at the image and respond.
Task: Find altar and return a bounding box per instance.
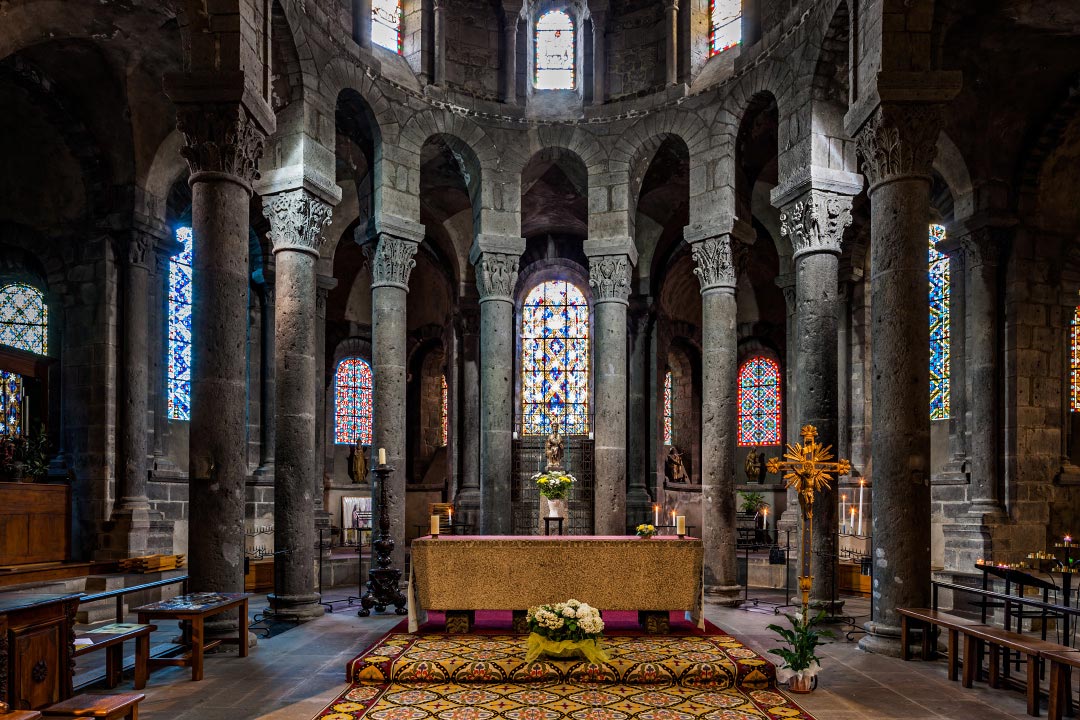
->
[408,535,704,633]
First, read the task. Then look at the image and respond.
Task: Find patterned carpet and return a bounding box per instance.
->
[316,634,816,720]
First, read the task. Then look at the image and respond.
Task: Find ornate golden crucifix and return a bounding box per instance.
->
[766,424,852,614]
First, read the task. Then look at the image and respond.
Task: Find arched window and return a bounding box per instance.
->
[335,357,374,445]
[0,371,24,436]
[440,374,448,447]
[372,0,403,54]
[710,0,741,55]
[168,226,193,420]
[521,280,590,435]
[737,357,781,446]
[929,223,951,420]
[663,371,674,445]
[1071,305,1079,413]
[535,10,575,90]
[0,283,47,356]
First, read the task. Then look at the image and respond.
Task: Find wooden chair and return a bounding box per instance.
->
[41,693,143,720]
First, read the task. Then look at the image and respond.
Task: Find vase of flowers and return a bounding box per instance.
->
[636,524,657,539]
[533,471,575,518]
[525,599,608,664]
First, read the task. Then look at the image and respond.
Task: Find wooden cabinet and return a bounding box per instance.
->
[0,593,79,710]
[0,484,69,567]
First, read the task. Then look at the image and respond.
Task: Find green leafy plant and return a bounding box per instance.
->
[739,490,767,514]
[23,424,51,480]
[767,610,833,674]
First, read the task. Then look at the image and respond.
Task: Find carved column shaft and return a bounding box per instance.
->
[355,0,373,49]
[503,18,519,103]
[257,278,276,473]
[626,305,653,528]
[592,12,607,105]
[456,308,482,526]
[434,0,448,86]
[475,251,519,534]
[262,189,332,620]
[589,254,631,534]
[664,0,679,86]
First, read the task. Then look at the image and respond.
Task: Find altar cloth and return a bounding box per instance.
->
[407,535,704,632]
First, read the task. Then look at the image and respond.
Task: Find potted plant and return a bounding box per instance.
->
[739,490,767,515]
[767,610,833,693]
[525,599,608,664]
[23,424,50,481]
[635,523,656,539]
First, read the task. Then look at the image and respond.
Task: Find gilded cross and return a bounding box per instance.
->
[766,424,852,612]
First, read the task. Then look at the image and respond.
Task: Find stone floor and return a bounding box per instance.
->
[81,589,1055,720]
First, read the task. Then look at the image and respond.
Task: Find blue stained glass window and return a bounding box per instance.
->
[929,224,951,420]
[0,283,47,355]
[737,357,781,446]
[335,357,373,445]
[168,226,193,421]
[521,280,590,435]
[535,10,575,90]
[0,371,24,436]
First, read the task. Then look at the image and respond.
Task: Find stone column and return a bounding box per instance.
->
[355,0,372,49]
[456,307,482,527]
[503,15,519,103]
[315,276,336,531]
[261,189,332,620]
[367,224,422,567]
[779,190,854,611]
[254,276,275,477]
[166,89,271,637]
[626,305,653,528]
[690,234,742,605]
[663,0,679,86]
[855,104,942,656]
[775,275,799,534]
[592,11,607,105]
[473,249,520,534]
[434,0,448,86]
[589,254,632,534]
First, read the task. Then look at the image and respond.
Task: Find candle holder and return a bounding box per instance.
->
[358,462,407,617]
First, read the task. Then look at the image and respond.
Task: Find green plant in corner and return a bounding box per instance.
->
[739,490,766,514]
[23,424,50,481]
[767,610,833,690]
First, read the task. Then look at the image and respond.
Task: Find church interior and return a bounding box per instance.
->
[0,0,1078,718]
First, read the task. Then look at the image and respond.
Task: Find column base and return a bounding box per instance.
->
[204,617,260,650]
[857,620,905,657]
[267,592,326,621]
[253,463,274,480]
[809,597,846,616]
[704,584,743,607]
[942,515,1002,571]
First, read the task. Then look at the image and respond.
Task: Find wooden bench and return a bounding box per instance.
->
[41,693,143,720]
[1045,649,1080,720]
[898,608,991,681]
[74,624,155,690]
[961,624,1069,716]
[0,711,43,720]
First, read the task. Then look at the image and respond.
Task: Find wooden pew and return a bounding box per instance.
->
[961,625,1069,717]
[897,607,991,681]
[1045,649,1080,720]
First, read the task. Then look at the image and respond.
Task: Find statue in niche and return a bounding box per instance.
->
[744,446,767,484]
[545,427,564,471]
[665,445,689,484]
[349,441,369,485]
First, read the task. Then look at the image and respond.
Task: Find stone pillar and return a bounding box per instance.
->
[434,0,448,86]
[503,15,519,103]
[456,307,482,527]
[166,89,271,637]
[663,0,679,86]
[589,254,632,535]
[690,234,742,605]
[315,276,336,531]
[779,190,854,611]
[626,305,653,528]
[367,224,422,567]
[254,277,275,477]
[473,248,520,534]
[855,104,942,656]
[355,0,372,49]
[592,12,607,105]
[261,189,332,620]
[775,275,799,533]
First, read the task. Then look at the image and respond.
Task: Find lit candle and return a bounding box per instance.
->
[671,509,676,526]
[676,515,686,536]
[1066,534,1073,544]
[850,506,856,534]
[840,493,847,530]
[430,515,440,536]
[654,505,659,526]
[448,508,453,527]
[378,447,387,465]
[858,479,865,536]
[762,507,768,530]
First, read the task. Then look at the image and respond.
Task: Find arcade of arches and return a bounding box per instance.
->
[1,0,1080,715]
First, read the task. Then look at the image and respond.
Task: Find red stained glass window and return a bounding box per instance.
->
[335,357,373,445]
[737,357,781,446]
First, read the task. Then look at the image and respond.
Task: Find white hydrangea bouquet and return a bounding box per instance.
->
[532,471,576,500]
[524,599,609,664]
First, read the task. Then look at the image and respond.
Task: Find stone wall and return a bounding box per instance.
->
[445,0,502,101]
[606,0,665,100]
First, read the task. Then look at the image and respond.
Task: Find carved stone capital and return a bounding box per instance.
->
[127,231,154,271]
[364,234,419,291]
[474,252,520,302]
[780,190,853,260]
[174,102,267,187]
[855,104,942,190]
[588,254,631,305]
[691,236,737,294]
[262,189,333,258]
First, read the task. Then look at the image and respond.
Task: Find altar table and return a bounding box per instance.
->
[408,536,704,632]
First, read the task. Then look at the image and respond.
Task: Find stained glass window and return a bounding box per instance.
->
[710,0,741,55]
[737,357,781,446]
[372,0,403,53]
[335,357,373,445]
[0,371,24,436]
[521,280,590,435]
[535,10,575,90]
[1071,305,1079,413]
[168,226,193,421]
[0,283,47,355]
[440,374,448,447]
[663,371,674,445]
[929,223,951,420]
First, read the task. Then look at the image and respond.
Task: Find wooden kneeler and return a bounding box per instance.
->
[41,693,144,720]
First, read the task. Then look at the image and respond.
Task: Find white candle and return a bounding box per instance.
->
[840,494,847,530]
[671,509,676,526]
[676,516,686,536]
[448,508,453,526]
[378,447,387,465]
[654,505,659,526]
[858,480,865,536]
[850,506,856,535]
[430,515,440,536]
[762,507,768,530]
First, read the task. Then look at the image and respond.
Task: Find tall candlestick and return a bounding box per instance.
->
[676,515,686,536]
[858,479,865,536]
[654,505,659,526]
[378,447,387,465]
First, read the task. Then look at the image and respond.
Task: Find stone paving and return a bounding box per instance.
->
[88,591,1047,720]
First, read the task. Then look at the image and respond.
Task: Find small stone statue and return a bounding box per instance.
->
[744,446,766,484]
[545,428,564,471]
[665,445,689,483]
[350,441,368,485]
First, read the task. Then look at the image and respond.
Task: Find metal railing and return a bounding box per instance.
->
[932,580,1080,646]
[79,575,189,625]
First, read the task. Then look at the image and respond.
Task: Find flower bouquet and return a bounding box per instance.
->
[636,524,657,539]
[532,471,576,500]
[525,599,609,664]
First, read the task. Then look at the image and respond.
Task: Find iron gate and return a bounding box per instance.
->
[511,436,594,535]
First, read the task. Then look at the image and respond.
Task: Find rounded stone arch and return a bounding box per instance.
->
[140,131,189,229]
[320,59,400,145]
[801,0,856,174]
[729,88,779,225]
[520,145,590,240]
[524,125,607,176]
[272,0,322,100]
[933,131,974,223]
